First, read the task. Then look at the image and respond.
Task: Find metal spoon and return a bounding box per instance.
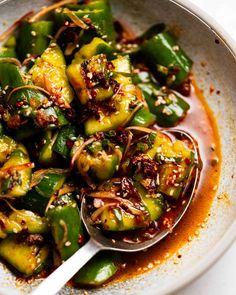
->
[32,129,200,295]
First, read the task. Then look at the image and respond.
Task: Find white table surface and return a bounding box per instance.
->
[175,1,236,294]
[0,1,234,295]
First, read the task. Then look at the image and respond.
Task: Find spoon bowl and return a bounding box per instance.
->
[81,129,200,252]
[32,129,199,295]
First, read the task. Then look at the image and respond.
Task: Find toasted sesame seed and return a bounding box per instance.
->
[65,241,71,247]
[188,236,192,242]
[172,45,179,51]
[87,72,93,79]
[164,253,170,259]
[31,30,37,36]
[213,185,218,191]
[162,106,172,116]
[194,230,200,237]
[148,263,154,269]
[168,93,177,102]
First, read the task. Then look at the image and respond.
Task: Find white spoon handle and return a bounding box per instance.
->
[31,239,102,295]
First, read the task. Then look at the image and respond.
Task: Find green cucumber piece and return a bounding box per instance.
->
[129,106,156,127]
[46,193,84,261]
[20,171,66,215]
[0,235,49,276]
[141,32,192,87]
[0,210,49,236]
[74,252,118,286]
[17,20,54,60]
[53,125,77,158]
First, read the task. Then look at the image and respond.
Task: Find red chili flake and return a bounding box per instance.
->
[90,89,97,99]
[134,215,143,225]
[78,234,85,246]
[147,227,156,235]
[66,139,74,150]
[171,66,180,75]
[209,85,215,95]
[84,77,93,88]
[82,16,93,26]
[15,100,26,108]
[185,158,191,165]
[26,234,44,246]
[20,220,26,226]
[7,114,22,129]
[107,61,115,70]
[176,78,191,96]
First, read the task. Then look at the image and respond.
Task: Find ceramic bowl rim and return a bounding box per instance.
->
[0,0,235,294]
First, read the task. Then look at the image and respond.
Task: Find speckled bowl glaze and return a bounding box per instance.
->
[0,0,236,294]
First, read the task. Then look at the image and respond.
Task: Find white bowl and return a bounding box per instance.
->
[0,0,236,294]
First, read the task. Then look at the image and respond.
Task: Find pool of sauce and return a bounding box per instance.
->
[109,79,221,283]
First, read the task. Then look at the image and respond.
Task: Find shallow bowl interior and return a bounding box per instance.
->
[0,0,236,294]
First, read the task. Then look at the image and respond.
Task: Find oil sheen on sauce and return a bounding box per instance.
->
[110,79,221,283]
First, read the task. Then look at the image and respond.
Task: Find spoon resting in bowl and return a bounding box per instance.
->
[32,129,200,295]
